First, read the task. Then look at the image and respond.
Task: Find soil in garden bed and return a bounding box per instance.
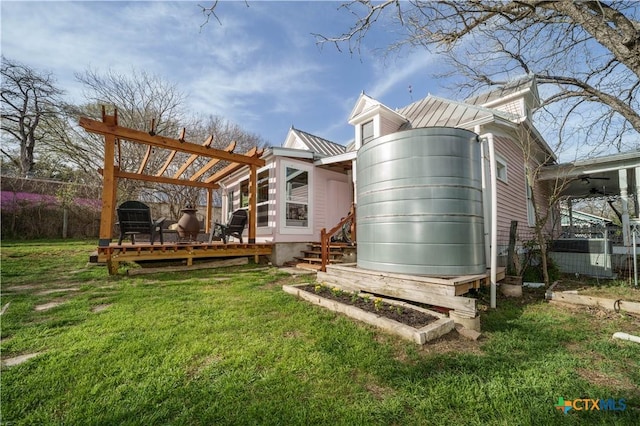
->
[300,284,438,328]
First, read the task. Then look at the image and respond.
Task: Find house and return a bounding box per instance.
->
[219,75,557,266]
[218,126,355,262]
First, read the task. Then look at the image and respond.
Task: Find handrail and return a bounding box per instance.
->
[320,203,356,272]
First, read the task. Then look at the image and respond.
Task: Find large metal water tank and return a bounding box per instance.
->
[356,127,485,276]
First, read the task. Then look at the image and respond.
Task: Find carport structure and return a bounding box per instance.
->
[80,109,270,273]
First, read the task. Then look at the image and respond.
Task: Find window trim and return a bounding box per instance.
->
[279,160,313,235]
[238,168,271,228]
[361,120,374,145]
[496,153,508,183]
[525,168,536,227]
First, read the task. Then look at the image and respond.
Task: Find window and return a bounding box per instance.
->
[361,120,374,145]
[496,154,508,182]
[238,169,270,227]
[226,190,234,218]
[256,169,269,227]
[285,166,309,227]
[525,170,536,227]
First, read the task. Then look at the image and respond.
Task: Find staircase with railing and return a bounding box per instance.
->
[292,204,356,271]
[320,204,356,272]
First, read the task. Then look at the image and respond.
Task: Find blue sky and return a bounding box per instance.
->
[1,1,449,147]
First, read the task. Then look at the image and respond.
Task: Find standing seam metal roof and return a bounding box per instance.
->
[292,127,346,157]
[397,95,518,130]
[465,75,536,106]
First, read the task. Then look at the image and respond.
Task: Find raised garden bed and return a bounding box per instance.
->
[282,283,455,344]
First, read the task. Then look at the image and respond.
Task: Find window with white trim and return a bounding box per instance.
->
[361,120,374,145]
[496,154,508,183]
[279,161,313,234]
[285,166,309,227]
[239,169,270,227]
[226,190,234,218]
[525,170,536,227]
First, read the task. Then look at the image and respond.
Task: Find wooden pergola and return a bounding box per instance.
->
[80,109,265,247]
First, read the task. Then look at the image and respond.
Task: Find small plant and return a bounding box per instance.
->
[373,297,383,312]
[395,306,404,315]
[314,283,324,293]
[331,286,343,297]
[350,291,359,303]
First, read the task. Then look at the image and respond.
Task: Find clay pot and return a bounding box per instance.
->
[177,207,200,240]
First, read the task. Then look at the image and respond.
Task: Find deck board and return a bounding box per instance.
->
[97,241,272,274]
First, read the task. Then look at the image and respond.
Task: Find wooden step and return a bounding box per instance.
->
[296,257,343,264]
[308,243,349,250]
[302,250,342,257]
[296,263,322,271]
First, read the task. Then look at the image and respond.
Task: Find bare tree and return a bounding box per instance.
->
[68,68,266,219]
[1,56,64,177]
[515,124,575,286]
[318,1,640,155]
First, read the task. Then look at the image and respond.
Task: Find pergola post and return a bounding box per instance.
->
[248,165,257,244]
[98,127,117,247]
[206,187,213,233]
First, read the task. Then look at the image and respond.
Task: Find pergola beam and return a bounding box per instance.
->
[137,145,153,174]
[172,135,214,179]
[80,116,265,167]
[99,168,219,189]
[204,147,263,184]
[190,141,236,181]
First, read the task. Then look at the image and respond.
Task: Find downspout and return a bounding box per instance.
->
[478,128,498,309]
[478,127,491,269]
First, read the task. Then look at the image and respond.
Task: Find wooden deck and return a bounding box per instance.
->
[97,241,272,274]
[317,264,506,318]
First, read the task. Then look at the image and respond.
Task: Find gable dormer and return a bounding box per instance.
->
[466,75,540,123]
[283,127,309,151]
[282,126,346,157]
[348,92,407,150]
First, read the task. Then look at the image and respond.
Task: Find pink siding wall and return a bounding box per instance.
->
[312,167,352,240]
[494,135,551,237]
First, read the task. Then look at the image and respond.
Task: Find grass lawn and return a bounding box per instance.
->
[1,240,639,425]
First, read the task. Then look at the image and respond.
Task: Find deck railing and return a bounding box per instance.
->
[320,203,356,272]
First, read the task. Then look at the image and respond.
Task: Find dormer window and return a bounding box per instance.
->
[362,120,374,145]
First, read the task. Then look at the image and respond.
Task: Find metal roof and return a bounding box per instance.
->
[291,127,346,157]
[465,75,536,106]
[397,95,517,130]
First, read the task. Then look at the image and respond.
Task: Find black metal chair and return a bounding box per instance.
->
[208,209,248,244]
[116,201,165,245]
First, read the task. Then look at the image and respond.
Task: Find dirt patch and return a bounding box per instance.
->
[576,367,639,392]
[4,284,43,292]
[186,354,224,380]
[553,279,640,302]
[300,284,438,329]
[91,304,112,313]
[283,330,304,339]
[36,288,80,296]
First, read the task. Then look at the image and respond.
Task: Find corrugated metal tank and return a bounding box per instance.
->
[356,127,485,276]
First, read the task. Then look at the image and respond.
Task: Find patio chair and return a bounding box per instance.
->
[116,201,165,245]
[208,209,248,244]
